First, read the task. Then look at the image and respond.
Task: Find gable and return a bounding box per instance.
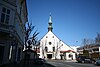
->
[40,31,59,42]
[40,31,74,51]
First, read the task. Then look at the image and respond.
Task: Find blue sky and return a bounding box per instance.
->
[26,0,100,46]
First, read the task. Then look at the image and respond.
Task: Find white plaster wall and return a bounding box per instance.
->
[66,53,71,60]
[40,31,78,60]
[40,31,61,59]
[73,53,76,59]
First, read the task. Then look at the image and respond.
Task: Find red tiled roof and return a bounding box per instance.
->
[60,50,76,53]
[37,50,76,53]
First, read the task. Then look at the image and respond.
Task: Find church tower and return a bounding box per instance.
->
[48,14,53,32]
[39,14,76,60]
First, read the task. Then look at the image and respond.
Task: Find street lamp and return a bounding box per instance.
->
[9,32,17,62]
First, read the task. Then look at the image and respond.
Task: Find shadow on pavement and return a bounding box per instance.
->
[45,63,56,67]
[0,61,56,67]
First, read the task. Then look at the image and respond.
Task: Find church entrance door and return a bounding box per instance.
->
[47,54,52,59]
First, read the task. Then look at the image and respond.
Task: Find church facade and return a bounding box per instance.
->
[38,15,77,60]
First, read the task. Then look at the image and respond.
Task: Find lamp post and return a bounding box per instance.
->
[9,31,18,63]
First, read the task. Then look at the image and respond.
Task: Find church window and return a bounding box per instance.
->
[52,36,54,38]
[62,44,63,46]
[49,42,52,45]
[45,47,48,52]
[53,47,55,52]
[46,36,48,38]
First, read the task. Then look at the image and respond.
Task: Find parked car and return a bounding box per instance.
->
[95,58,100,65]
[35,58,46,65]
[76,56,95,63]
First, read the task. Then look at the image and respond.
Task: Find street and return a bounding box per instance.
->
[0,60,55,67]
[0,60,100,67]
[47,60,99,67]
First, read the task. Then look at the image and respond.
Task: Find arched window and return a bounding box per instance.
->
[53,47,55,52]
[45,47,48,52]
[46,36,48,38]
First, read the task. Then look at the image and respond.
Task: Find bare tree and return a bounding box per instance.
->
[31,30,39,46]
[95,33,100,44]
[82,38,88,46]
[24,22,39,50]
[82,38,94,46]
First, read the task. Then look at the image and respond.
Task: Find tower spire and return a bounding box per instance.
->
[49,12,52,22]
[48,13,53,32]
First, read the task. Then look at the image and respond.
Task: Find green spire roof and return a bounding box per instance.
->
[48,13,53,32]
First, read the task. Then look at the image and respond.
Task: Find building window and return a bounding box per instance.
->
[46,36,48,38]
[52,36,54,38]
[49,42,52,45]
[7,9,10,14]
[0,7,10,24]
[62,44,63,46]
[93,48,99,51]
[2,7,6,13]
[5,15,9,24]
[53,47,55,52]
[69,54,73,58]
[45,47,48,52]
[1,13,5,23]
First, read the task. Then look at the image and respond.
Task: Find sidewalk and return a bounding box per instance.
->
[65,60,77,62]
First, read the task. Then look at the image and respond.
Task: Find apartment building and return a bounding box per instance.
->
[0,0,28,64]
[77,34,100,59]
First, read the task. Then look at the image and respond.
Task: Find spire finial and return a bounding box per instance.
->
[50,12,51,16]
[49,12,52,23]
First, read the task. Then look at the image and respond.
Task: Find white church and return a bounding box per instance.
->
[37,14,78,60]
